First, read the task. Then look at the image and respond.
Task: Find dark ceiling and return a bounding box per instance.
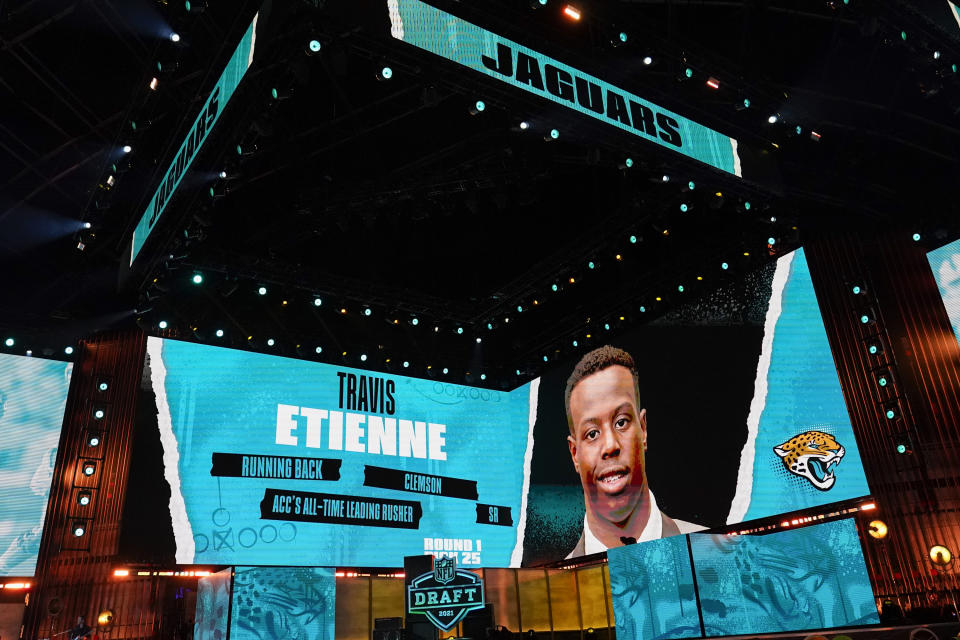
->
[2,0,960,384]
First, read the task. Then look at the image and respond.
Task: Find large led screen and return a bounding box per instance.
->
[194,568,232,640]
[522,248,870,564]
[690,519,879,635]
[147,337,534,567]
[0,353,73,576]
[230,567,336,640]
[147,248,867,568]
[926,236,960,346]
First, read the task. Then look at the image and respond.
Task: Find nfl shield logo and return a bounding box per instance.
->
[434,556,456,584]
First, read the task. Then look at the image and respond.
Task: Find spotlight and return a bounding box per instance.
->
[258,286,268,295]
[642,55,653,66]
[403,361,410,368]
[469,100,486,115]
[158,320,168,329]
[679,203,690,212]
[851,284,866,295]
[169,32,181,43]
[480,374,486,380]
[73,522,86,537]
[215,329,224,338]
[544,128,559,141]
[618,157,634,169]
[315,346,323,354]
[313,297,323,307]
[767,114,779,124]
[929,545,953,565]
[122,145,132,154]
[562,4,581,20]
[456,327,463,334]
[721,262,729,270]
[82,462,97,476]
[611,31,627,46]
[306,39,322,55]
[519,121,530,130]
[77,491,92,507]
[192,273,203,285]
[361,354,368,362]
[149,77,159,91]
[767,237,776,245]
[83,222,92,229]
[376,66,393,81]
[86,432,101,447]
[736,98,751,110]
[4,337,14,347]
[65,346,75,355]
[98,381,109,392]
[442,367,449,374]
[94,409,105,420]
[809,131,822,142]
[267,338,275,346]
[912,232,921,241]
[867,520,888,539]
[867,342,883,355]
[476,337,481,344]
[364,308,372,317]
[411,317,419,326]
[705,76,720,89]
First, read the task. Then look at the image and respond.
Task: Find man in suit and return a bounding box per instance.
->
[565,346,704,558]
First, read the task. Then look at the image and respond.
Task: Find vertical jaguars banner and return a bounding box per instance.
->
[148,337,535,567]
[727,249,871,524]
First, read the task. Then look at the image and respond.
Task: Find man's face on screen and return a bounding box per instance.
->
[567,365,647,525]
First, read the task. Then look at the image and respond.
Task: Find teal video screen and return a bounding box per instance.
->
[146,248,870,568]
[691,519,879,635]
[521,248,871,564]
[194,568,232,640]
[609,519,879,638]
[230,567,336,640]
[927,236,960,347]
[0,353,73,576]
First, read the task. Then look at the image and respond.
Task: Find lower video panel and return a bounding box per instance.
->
[230,566,337,640]
[609,518,878,639]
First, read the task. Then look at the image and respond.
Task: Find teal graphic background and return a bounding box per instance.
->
[194,568,232,640]
[152,337,532,567]
[391,0,739,176]
[926,237,960,346]
[608,536,700,640]
[230,567,335,640]
[130,14,257,264]
[739,249,870,522]
[691,519,879,635]
[0,353,72,576]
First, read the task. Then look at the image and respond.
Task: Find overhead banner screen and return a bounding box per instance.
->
[147,337,533,567]
[0,353,73,576]
[129,13,259,266]
[927,236,960,347]
[386,0,742,177]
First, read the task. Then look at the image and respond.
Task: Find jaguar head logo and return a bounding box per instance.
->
[774,431,845,491]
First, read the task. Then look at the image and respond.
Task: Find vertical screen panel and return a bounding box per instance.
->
[926,237,960,346]
[483,569,520,632]
[335,577,370,640]
[194,568,232,640]
[576,565,609,631]
[608,536,699,640]
[547,569,580,631]
[231,567,336,640]
[0,353,72,576]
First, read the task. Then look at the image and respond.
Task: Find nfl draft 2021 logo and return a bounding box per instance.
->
[407,556,485,631]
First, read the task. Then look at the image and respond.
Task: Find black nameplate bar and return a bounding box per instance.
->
[211,452,341,481]
[260,488,422,529]
[475,504,513,526]
[363,465,479,500]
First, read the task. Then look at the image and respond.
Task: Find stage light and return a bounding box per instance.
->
[563,4,581,20]
[442,367,449,374]
[721,262,729,270]
[364,308,372,316]
[618,32,627,43]
[767,237,776,245]
[192,273,203,284]
[517,305,523,312]
[258,286,268,295]
[361,354,368,361]
[476,337,482,344]
[886,408,897,419]
[546,128,560,140]
[122,145,132,154]
[94,409,105,421]
[87,432,101,447]
[552,283,559,291]
[158,321,168,329]
[307,39,322,54]
[852,285,863,295]
[661,174,670,182]
[900,30,907,41]
[480,374,486,380]
[572,340,578,347]
[642,55,653,66]
[84,222,92,229]
[687,180,695,190]
[604,323,610,330]
[65,346,74,355]
[410,317,419,326]
[77,492,92,507]
[215,329,224,337]
[519,121,530,130]
[809,131,822,142]
[470,100,486,115]
[767,114,778,124]
[82,462,97,476]
[149,76,159,91]
[619,157,634,169]
[376,66,393,81]
[912,232,921,241]
[315,346,323,354]
[744,201,751,210]
[868,342,882,355]
[896,443,907,454]
[629,235,637,244]
[794,125,802,135]
[403,361,410,368]
[639,306,646,312]
[3,338,13,347]
[542,355,548,362]
[588,261,595,269]
[684,67,693,79]
[266,338,275,346]
[860,314,871,324]
[739,98,751,109]
[219,170,228,180]
[170,32,181,42]
[705,77,720,89]
[680,203,689,212]
[930,545,952,565]
[73,523,86,537]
